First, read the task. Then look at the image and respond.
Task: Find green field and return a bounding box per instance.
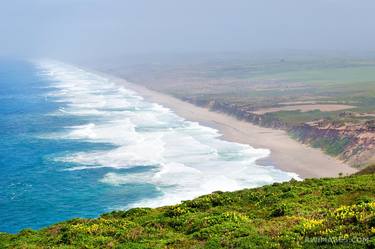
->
[253,66,375,85]
[124,56,375,117]
[249,64,375,113]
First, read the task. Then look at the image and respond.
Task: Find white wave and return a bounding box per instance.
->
[36,59,299,209]
[63,165,109,171]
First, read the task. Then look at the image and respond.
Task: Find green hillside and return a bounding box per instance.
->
[1,173,375,249]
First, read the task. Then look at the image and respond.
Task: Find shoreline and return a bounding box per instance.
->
[94,70,358,179]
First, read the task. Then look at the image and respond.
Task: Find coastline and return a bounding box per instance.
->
[93,70,358,179]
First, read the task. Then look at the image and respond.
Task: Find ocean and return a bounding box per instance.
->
[0,59,297,233]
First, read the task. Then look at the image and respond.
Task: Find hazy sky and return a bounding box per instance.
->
[1,0,375,59]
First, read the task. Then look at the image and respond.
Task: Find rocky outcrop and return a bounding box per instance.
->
[183,97,288,129]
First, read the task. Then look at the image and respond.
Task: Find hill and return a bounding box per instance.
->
[1,173,374,248]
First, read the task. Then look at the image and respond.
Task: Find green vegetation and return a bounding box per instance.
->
[289,128,352,156]
[1,173,375,248]
[310,137,351,156]
[271,110,336,125]
[253,65,375,85]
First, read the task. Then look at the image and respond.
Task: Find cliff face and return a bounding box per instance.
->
[183,97,288,129]
[183,97,375,167]
[290,120,375,166]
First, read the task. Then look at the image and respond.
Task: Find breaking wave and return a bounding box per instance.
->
[37,60,299,208]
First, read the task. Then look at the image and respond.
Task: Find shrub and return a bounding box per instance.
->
[164,205,189,217]
[270,204,290,217]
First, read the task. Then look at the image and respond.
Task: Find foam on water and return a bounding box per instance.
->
[37,60,300,208]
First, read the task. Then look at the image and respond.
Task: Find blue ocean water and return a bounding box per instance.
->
[0,60,160,233]
[0,59,297,233]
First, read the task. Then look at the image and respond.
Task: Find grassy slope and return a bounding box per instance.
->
[1,174,375,248]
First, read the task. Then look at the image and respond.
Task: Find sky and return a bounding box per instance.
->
[1,0,375,59]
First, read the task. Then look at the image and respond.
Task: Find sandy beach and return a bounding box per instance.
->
[97,71,358,179]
